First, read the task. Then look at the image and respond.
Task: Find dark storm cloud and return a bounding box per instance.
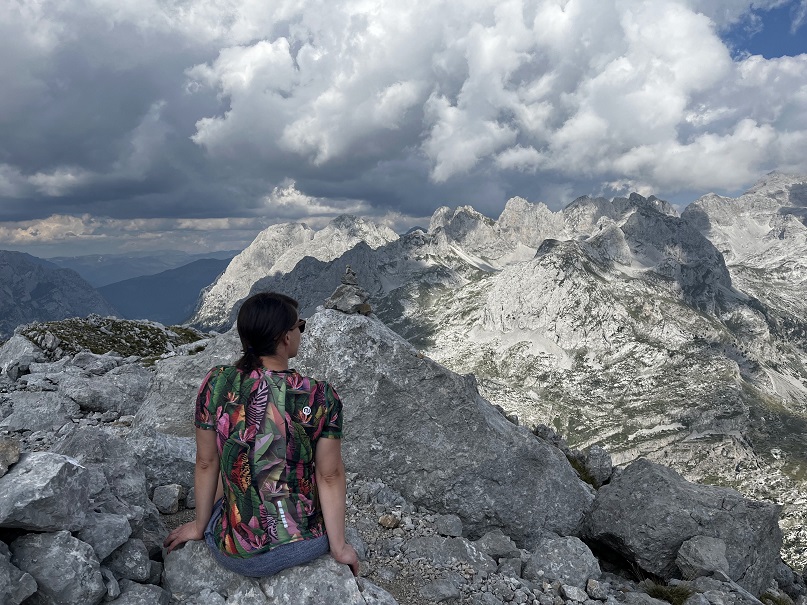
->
[1,0,806,255]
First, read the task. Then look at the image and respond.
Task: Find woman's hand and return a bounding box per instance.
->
[163,521,205,554]
[330,541,359,576]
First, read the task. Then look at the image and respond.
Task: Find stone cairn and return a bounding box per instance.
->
[324,265,373,315]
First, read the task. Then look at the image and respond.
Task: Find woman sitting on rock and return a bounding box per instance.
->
[164,292,359,577]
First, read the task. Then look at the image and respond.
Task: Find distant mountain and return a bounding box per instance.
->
[47,250,238,287]
[99,258,231,325]
[0,250,118,338]
[189,215,398,330]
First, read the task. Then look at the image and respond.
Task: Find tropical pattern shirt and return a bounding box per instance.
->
[194,365,343,557]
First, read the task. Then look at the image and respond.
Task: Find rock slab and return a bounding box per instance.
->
[0,451,89,531]
[10,530,106,605]
[295,311,594,547]
[581,458,782,595]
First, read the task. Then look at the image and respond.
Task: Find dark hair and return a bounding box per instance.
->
[235,292,299,373]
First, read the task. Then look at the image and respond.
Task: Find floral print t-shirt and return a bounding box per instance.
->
[194,365,343,558]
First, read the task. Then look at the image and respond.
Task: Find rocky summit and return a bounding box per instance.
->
[1,293,802,604]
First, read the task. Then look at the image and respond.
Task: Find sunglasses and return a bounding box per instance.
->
[291,319,306,333]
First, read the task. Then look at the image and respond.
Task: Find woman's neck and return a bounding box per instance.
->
[260,355,289,372]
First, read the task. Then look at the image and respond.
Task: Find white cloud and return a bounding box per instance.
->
[263,181,373,216]
[181,0,807,194]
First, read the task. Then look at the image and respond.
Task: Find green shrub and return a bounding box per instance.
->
[642,580,694,605]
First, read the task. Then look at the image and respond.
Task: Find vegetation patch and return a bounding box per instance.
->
[21,315,208,359]
[641,580,694,605]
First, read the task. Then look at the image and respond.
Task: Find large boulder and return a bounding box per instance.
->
[134,328,240,437]
[522,535,601,588]
[59,363,152,414]
[581,459,782,595]
[0,451,90,531]
[9,531,106,605]
[0,435,21,477]
[0,335,44,381]
[0,391,76,432]
[259,555,374,604]
[52,427,167,553]
[295,311,593,546]
[136,311,592,547]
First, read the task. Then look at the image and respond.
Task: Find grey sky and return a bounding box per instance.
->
[1,0,806,256]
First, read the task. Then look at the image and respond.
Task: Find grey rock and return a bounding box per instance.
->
[77,512,132,560]
[134,327,240,437]
[59,376,126,414]
[471,593,505,605]
[436,513,464,537]
[10,530,106,605]
[162,539,243,598]
[676,536,730,579]
[581,459,782,595]
[137,499,170,557]
[115,579,171,605]
[562,584,589,602]
[140,312,593,547]
[346,526,368,561]
[127,426,196,491]
[683,594,711,605]
[420,579,461,601]
[403,535,497,573]
[224,582,269,605]
[0,336,44,380]
[186,486,196,508]
[474,529,521,560]
[0,540,38,605]
[324,283,372,315]
[0,391,75,432]
[100,566,120,600]
[586,579,609,601]
[585,445,612,488]
[148,560,163,585]
[498,557,524,578]
[625,594,670,605]
[294,311,593,546]
[523,536,601,588]
[152,483,183,514]
[258,555,367,603]
[775,562,804,600]
[0,451,89,531]
[104,538,151,582]
[52,428,153,531]
[0,435,20,477]
[358,578,400,604]
[70,351,120,375]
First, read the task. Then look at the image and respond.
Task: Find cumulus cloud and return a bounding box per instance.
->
[1,0,806,255]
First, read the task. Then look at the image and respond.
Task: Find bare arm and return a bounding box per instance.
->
[164,428,220,552]
[315,437,358,575]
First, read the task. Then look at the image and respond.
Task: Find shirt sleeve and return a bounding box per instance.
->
[194,367,219,430]
[318,382,343,439]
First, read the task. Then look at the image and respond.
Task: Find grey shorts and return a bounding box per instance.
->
[204,498,330,577]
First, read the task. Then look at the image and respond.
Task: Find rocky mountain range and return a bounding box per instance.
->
[0,250,118,339]
[188,172,807,571]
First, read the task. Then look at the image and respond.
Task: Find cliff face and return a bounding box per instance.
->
[0,251,118,339]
